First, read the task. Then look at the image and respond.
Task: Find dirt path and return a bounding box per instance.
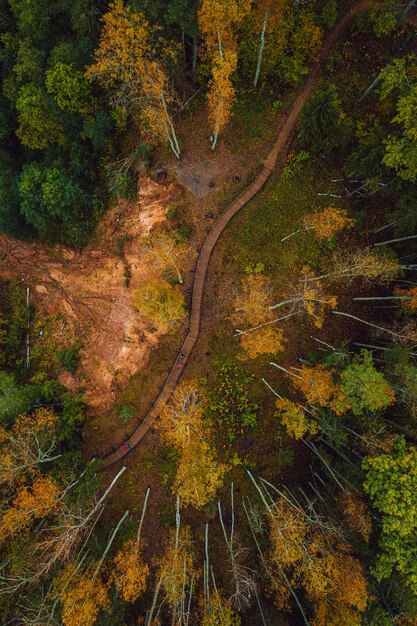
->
[101,0,377,469]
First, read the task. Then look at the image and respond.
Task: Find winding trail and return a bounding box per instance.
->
[101,1,374,470]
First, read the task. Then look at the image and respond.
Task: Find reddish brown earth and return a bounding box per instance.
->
[0,177,183,410]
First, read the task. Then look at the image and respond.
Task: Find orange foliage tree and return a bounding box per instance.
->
[58,564,110,626]
[86,0,180,157]
[199,0,252,149]
[394,286,417,313]
[111,538,149,602]
[281,206,354,243]
[0,408,59,486]
[339,491,372,542]
[0,474,59,543]
[288,364,350,415]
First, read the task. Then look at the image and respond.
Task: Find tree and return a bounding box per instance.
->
[299,84,351,152]
[264,489,369,625]
[233,274,285,358]
[0,408,59,486]
[321,248,401,283]
[383,83,417,182]
[46,62,91,114]
[174,439,227,508]
[132,278,186,327]
[269,268,337,329]
[86,0,181,157]
[111,489,150,602]
[363,437,417,593]
[18,162,89,243]
[111,539,149,602]
[0,474,59,544]
[289,364,350,415]
[251,0,286,87]
[201,589,241,625]
[158,381,227,508]
[0,371,34,426]
[281,206,354,243]
[156,525,197,619]
[57,564,110,626]
[275,398,319,440]
[146,230,190,284]
[340,350,395,416]
[394,286,417,314]
[198,0,251,149]
[15,84,64,150]
[339,491,372,542]
[158,380,205,448]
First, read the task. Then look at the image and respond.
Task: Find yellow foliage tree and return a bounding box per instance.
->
[233,274,285,358]
[146,230,191,285]
[201,589,241,625]
[111,539,149,603]
[330,248,401,283]
[275,398,318,439]
[132,278,186,328]
[158,381,227,509]
[268,498,309,569]
[199,0,252,148]
[270,268,337,329]
[158,380,205,449]
[86,0,180,156]
[156,525,196,611]
[173,439,227,508]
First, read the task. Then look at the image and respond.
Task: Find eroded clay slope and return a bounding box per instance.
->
[0,177,182,410]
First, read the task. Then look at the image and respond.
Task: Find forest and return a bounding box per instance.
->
[1,0,417,624]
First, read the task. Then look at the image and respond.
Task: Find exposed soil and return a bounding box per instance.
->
[0,177,183,411]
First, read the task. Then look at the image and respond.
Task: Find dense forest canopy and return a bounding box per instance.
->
[0,0,417,625]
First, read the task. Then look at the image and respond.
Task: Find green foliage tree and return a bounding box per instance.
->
[46,62,91,114]
[16,83,64,149]
[340,351,395,416]
[383,84,417,183]
[363,437,417,594]
[18,162,89,243]
[299,84,351,152]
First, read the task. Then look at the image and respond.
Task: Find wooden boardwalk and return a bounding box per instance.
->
[100,3,369,470]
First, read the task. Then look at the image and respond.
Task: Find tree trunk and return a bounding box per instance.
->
[254,2,269,88]
[192,35,197,82]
